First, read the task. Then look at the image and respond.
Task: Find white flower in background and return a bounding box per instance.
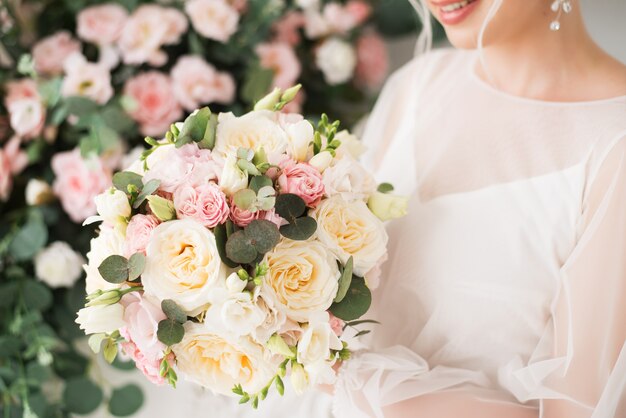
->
[8,98,45,139]
[311,196,388,277]
[218,154,249,196]
[61,53,114,105]
[215,110,290,157]
[84,225,126,294]
[185,0,239,43]
[251,296,287,344]
[296,0,320,9]
[95,188,131,226]
[35,241,85,288]
[142,219,226,315]
[76,303,125,335]
[25,179,53,206]
[315,38,356,85]
[322,156,377,202]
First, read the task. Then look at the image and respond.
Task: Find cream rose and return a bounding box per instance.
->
[142,219,226,315]
[214,110,289,157]
[311,196,388,277]
[261,239,339,322]
[172,323,277,395]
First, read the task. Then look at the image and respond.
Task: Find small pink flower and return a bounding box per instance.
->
[32,31,81,76]
[0,137,29,201]
[77,3,128,45]
[61,53,114,105]
[123,72,183,136]
[355,32,389,89]
[261,208,287,228]
[278,161,325,207]
[4,79,45,140]
[51,149,112,222]
[272,11,305,46]
[229,200,261,227]
[173,183,230,228]
[185,0,239,43]
[328,312,345,337]
[124,214,160,257]
[170,55,235,111]
[256,42,301,89]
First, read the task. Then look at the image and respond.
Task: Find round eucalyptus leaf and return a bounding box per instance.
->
[279,216,317,241]
[214,224,240,268]
[22,281,53,311]
[63,377,103,415]
[161,300,187,324]
[329,277,372,321]
[274,193,306,221]
[128,253,146,281]
[225,231,257,264]
[98,255,129,284]
[246,220,280,253]
[108,384,144,417]
[157,319,185,346]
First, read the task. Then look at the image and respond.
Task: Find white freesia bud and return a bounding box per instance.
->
[34,241,85,288]
[25,179,53,205]
[290,363,309,395]
[76,303,125,335]
[367,191,409,221]
[280,84,301,103]
[308,151,333,172]
[95,188,131,225]
[254,87,282,111]
[219,155,249,196]
[226,272,247,294]
[267,334,295,358]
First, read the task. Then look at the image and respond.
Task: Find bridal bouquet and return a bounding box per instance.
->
[76,86,407,407]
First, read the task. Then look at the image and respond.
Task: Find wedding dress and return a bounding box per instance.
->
[333,48,626,418]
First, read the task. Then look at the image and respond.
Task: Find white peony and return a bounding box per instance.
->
[94,188,131,226]
[76,303,125,335]
[322,156,377,202]
[35,241,85,288]
[214,110,290,157]
[84,226,126,294]
[315,38,356,85]
[204,288,268,338]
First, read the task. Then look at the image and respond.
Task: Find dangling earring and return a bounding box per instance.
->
[550,0,573,31]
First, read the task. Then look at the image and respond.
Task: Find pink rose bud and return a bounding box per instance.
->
[278,161,325,208]
[173,183,230,228]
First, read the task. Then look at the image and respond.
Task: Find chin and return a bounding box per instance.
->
[444,29,481,49]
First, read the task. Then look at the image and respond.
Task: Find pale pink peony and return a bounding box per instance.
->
[256,42,301,90]
[170,55,236,111]
[229,200,261,227]
[77,3,128,45]
[51,149,112,222]
[355,32,389,89]
[124,214,160,257]
[328,312,345,337]
[4,79,45,140]
[123,72,183,136]
[278,161,325,207]
[118,5,187,66]
[173,183,230,228]
[32,31,81,76]
[272,11,305,46]
[0,137,29,201]
[61,53,114,105]
[185,0,239,43]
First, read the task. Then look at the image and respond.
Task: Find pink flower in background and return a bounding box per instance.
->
[355,32,389,89]
[32,31,81,76]
[278,161,325,207]
[230,200,261,227]
[325,1,370,34]
[118,5,187,66]
[328,312,345,337]
[77,3,128,45]
[0,137,29,201]
[173,183,230,228]
[51,149,112,222]
[123,72,183,136]
[256,42,301,89]
[4,79,45,140]
[345,0,372,25]
[185,0,239,43]
[124,214,160,257]
[228,0,248,12]
[61,53,114,104]
[273,11,305,46]
[171,55,236,111]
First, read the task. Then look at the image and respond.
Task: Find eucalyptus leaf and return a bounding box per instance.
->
[233,189,256,211]
[274,194,306,221]
[9,211,47,261]
[178,107,211,144]
[242,65,275,105]
[128,253,146,281]
[98,255,129,284]
[22,281,53,311]
[334,257,354,303]
[249,176,273,193]
[161,300,187,324]
[198,112,218,150]
[377,183,395,193]
[133,179,160,209]
[109,384,144,417]
[329,277,372,321]
[64,96,99,117]
[246,220,280,253]
[63,377,103,415]
[214,224,240,268]
[225,231,258,265]
[279,216,317,241]
[113,172,143,193]
[157,319,185,346]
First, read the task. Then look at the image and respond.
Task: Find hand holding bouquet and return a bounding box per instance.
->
[77,86,408,407]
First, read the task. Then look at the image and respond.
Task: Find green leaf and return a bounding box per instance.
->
[0,336,21,356]
[26,363,51,385]
[334,257,354,303]
[274,194,306,222]
[225,231,258,264]
[344,319,381,327]
[53,350,88,379]
[246,220,280,253]
[0,282,18,307]
[275,375,285,395]
[102,106,135,134]
[128,253,146,281]
[64,96,99,117]
[9,210,47,261]
[111,357,136,371]
[98,255,129,284]
[157,319,185,346]
[214,224,240,268]
[88,334,106,354]
[146,195,176,221]
[161,300,187,324]
[233,189,257,211]
[109,384,144,417]
[377,183,395,193]
[178,107,211,144]
[354,330,371,338]
[198,112,218,150]
[103,338,118,364]
[249,176,273,194]
[279,216,317,241]
[133,179,160,209]
[113,171,143,193]
[242,65,275,105]
[22,281,53,311]
[63,377,103,415]
[329,277,372,321]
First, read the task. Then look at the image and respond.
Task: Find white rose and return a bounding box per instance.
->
[76,303,125,335]
[95,188,131,226]
[173,322,278,395]
[262,239,339,323]
[84,226,126,294]
[290,362,309,395]
[9,98,45,138]
[142,219,227,315]
[61,53,114,105]
[204,289,268,337]
[214,110,289,157]
[322,157,377,202]
[218,154,248,196]
[35,241,85,288]
[25,179,53,205]
[334,130,367,160]
[311,196,388,277]
[315,38,356,85]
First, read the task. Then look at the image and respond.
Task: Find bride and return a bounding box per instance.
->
[331,0,626,417]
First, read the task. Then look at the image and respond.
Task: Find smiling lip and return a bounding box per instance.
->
[432,0,480,25]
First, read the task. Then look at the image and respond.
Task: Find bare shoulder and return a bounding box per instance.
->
[590,50,626,98]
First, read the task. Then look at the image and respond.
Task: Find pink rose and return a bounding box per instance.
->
[255,42,301,90]
[185,0,239,43]
[4,79,45,140]
[124,214,160,257]
[0,137,28,201]
[355,32,389,89]
[272,11,305,46]
[278,161,325,208]
[61,53,114,104]
[51,149,112,222]
[229,200,261,227]
[173,182,230,228]
[118,5,187,66]
[328,312,345,337]
[32,31,81,76]
[77,3,128,45]
[123,72,183,136]
[170,55,236,111]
